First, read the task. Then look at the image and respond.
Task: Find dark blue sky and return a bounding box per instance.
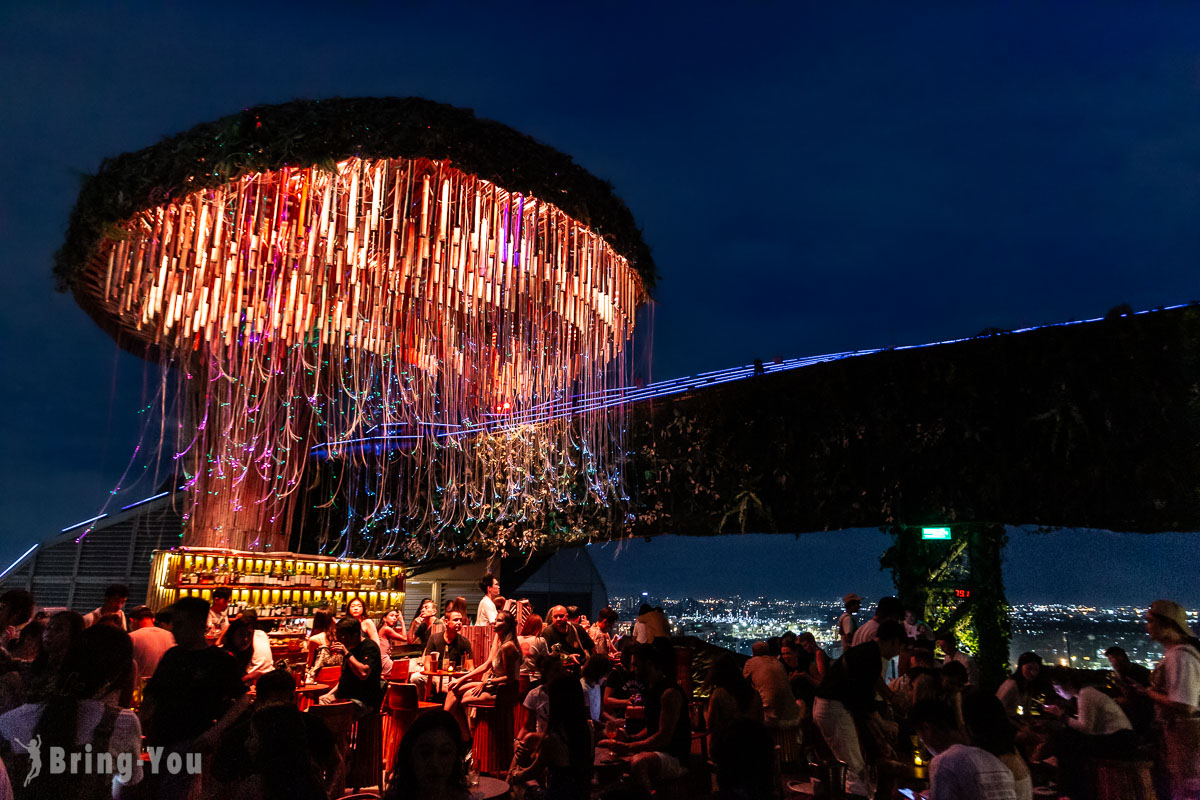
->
[3,2,1200,605]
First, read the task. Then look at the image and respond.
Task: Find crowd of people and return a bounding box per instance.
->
[705,592,1199,800]
[0,577,1191,800]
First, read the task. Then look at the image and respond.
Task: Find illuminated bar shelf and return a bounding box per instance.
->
[148,547,407,620]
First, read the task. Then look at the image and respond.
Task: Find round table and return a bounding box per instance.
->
[471,775,510,799]
[423,668,468,699]
[294,682,328,710]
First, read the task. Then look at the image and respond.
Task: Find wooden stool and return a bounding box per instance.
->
[466,698,514,775]
[769,721,802,766]
[382,683,440,774]
[1095,759,1154,800]
[306,700,359,798]
[512,675,531,738]
[347,711,384,791]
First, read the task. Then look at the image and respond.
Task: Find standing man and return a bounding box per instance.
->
[838,593,861,653]
[140,596,251,798]
[937,633,980,687]
[744,640,800,725]
[813,620,907,797]
[852,596,904,647]
[83,583,129,629]
[590,607,621,658]
[541,605,588,669]
[476,572,500,626]
[207,586,232,640]
[128,605,174,683]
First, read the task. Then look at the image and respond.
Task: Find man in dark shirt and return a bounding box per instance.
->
[598,643,691,793]
[541,605,588,669]
[603,641,647,724]
[319,617,383,715]
[813,619,906,798]
[413,610,472,698]
[1104,645,1154,735]
[140,596,251,797]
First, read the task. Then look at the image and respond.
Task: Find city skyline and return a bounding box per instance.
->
[591,530,1200,609]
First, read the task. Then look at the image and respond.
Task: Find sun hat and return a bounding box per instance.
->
[843,593,862,606]
[1149,599,1194,638]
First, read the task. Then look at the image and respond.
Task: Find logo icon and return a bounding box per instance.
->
[13,735,42,787]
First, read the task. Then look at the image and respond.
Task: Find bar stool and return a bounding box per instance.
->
[382,683,440,774]
[768,719,802,767]
[465,697,514,775]
[512,674,531,738]
[346,710,384,791]
[307,700,359,798]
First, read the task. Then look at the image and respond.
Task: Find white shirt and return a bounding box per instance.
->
[838,611,857,645]
[1069,686,1132,735]
[929,744,1017,800]
[83,607,126,630]
[523,685,549,733]
[476,595,498,627]
[1158,643,1200,711]
[130,626,175,683]
[206,608,229,639]
[247,629,274,677]
[851,617,879,647]
[0,700,144,791]
[582,678,604,722]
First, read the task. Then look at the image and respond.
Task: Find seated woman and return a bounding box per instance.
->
[382,709,470,800]
[705,656,764,757]
[997,652,1043,719]
[511,675,594,800]
[444,609,521,742]
[377,608,408,678]
[305,610,341,683]
[223,618,255,680]
[962,689,1032,800]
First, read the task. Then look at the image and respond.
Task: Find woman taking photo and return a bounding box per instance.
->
[444,610,521,742]
[409,599,437,649]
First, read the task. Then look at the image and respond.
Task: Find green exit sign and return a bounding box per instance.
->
[922,527,952,540]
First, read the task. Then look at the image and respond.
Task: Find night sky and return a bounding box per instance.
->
[3,3,1200,606]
